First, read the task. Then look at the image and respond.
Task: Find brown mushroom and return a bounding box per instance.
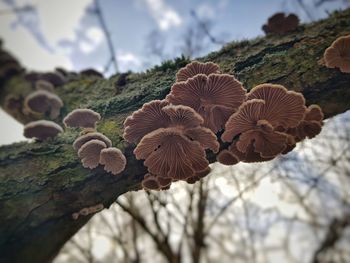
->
[63,109,101,129]
[323,34,350,73]
[23,90,63,118]
[23,120,63,140]
[78,139,107,169]
[123,100,171,144]
[40,72,66,86]
[228,141,274,163]
[99,147,127,175]
[286,104,324,142]
[217,149,240,165]
[142,174,161,191]
[262,12,299,34]
[186,166,211,184]
[35,80,55,92]
[134,128,209,180]
[176,61,220,82]
[73,132,112,151]
[166,73,246,132]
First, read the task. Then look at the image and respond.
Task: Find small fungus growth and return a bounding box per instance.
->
[262,12,299,34]
[23,120,63,140]
[63,108,101,129]
[35,80,55,92]
[176,61,220,82]
[99,148,127,175]
[324,34,350,73]
[72,203,104,220]
[78,139,107,169]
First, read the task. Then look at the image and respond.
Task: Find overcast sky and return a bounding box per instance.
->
[0,0,347,145]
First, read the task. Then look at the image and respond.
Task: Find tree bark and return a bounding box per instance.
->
[0,9,350,263]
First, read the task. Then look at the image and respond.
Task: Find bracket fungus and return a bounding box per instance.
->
[125,101,219,182]
[142,174,162,191]
[176,61,220,82]
[167,73,246,133]
[73,132,112,151]
[23,90,63,119]
[262,12,299,34]
[99,147,127,175]
[324,34,350,73]
[77,139,107,169]
[63,109,101,129]
[222,84,306,160]
[35,80,55,92]
[23,120,63,140]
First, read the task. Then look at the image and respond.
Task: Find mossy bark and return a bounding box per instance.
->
[0,9,350,263]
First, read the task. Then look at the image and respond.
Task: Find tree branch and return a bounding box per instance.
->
[0,9,350,262]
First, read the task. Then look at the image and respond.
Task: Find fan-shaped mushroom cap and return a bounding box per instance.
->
[157,176,172,187]
[176,61,220,82]
[286,104,323,142]
[142,174,161,190]
[324,35,350,73]
[134,128,209,180]
[123,100,170,144]
[237,129,288,158]
[23,90,63,118]
[99,147,127,175]
[78,139,107,169]
[167,73,246,132]
[186,166,211,184]
[262,12,299,34]
[217,149,240,165]
[124,101,219,152]
[40,72,66,86]
[228,141,274,163]
[73,132,112,151]
[247,84,306,128]
[35,80,55,92]
[23,120,63,140]
[63,109,101,129]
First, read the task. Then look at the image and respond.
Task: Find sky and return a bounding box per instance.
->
[0,0,347,145]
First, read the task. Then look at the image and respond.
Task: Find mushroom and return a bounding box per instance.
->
[186,166,211,184]
[124,101,219,153]
[23,90,63,118]
[23,120,63,140]
[134,128,209,180]
[228,141,274,163]
[35,80,55,92]
[142,174,161,191]
[323,34,350,73]
[99,147,127,175]
[262,12,299,34]
[157,176,172,187]
[40,72,66,86]
[78,139,107,169]
[123,100,171,144]
[166,73,246,132]
[63,108,101,129]
[73,132,112,151]
[217,149,240,166]
[80,68,104,78]
[222,83,306,159]
[286,104,324,142]
[176,61,220,82]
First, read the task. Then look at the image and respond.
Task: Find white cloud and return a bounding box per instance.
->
[196,3,215,19]
[116,50,142,72]
[143,0,182,31]
[79,27,104,54]
[37,0,92,46]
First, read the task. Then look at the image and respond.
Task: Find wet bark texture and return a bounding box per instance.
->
[0,9,349,263]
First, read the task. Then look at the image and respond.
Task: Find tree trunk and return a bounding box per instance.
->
[0,9,350,263]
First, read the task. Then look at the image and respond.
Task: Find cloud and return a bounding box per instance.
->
[143,0,182,31]
[196,3,215,19]
[79,26,104,54]
[116,50,142,72]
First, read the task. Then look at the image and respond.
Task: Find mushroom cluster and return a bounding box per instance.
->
[23,79,64,119]
[64,109,127,175]
[72,203,104,220]
[262,12,299,35]
[123,61,324,190]
[323,34,350,73]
